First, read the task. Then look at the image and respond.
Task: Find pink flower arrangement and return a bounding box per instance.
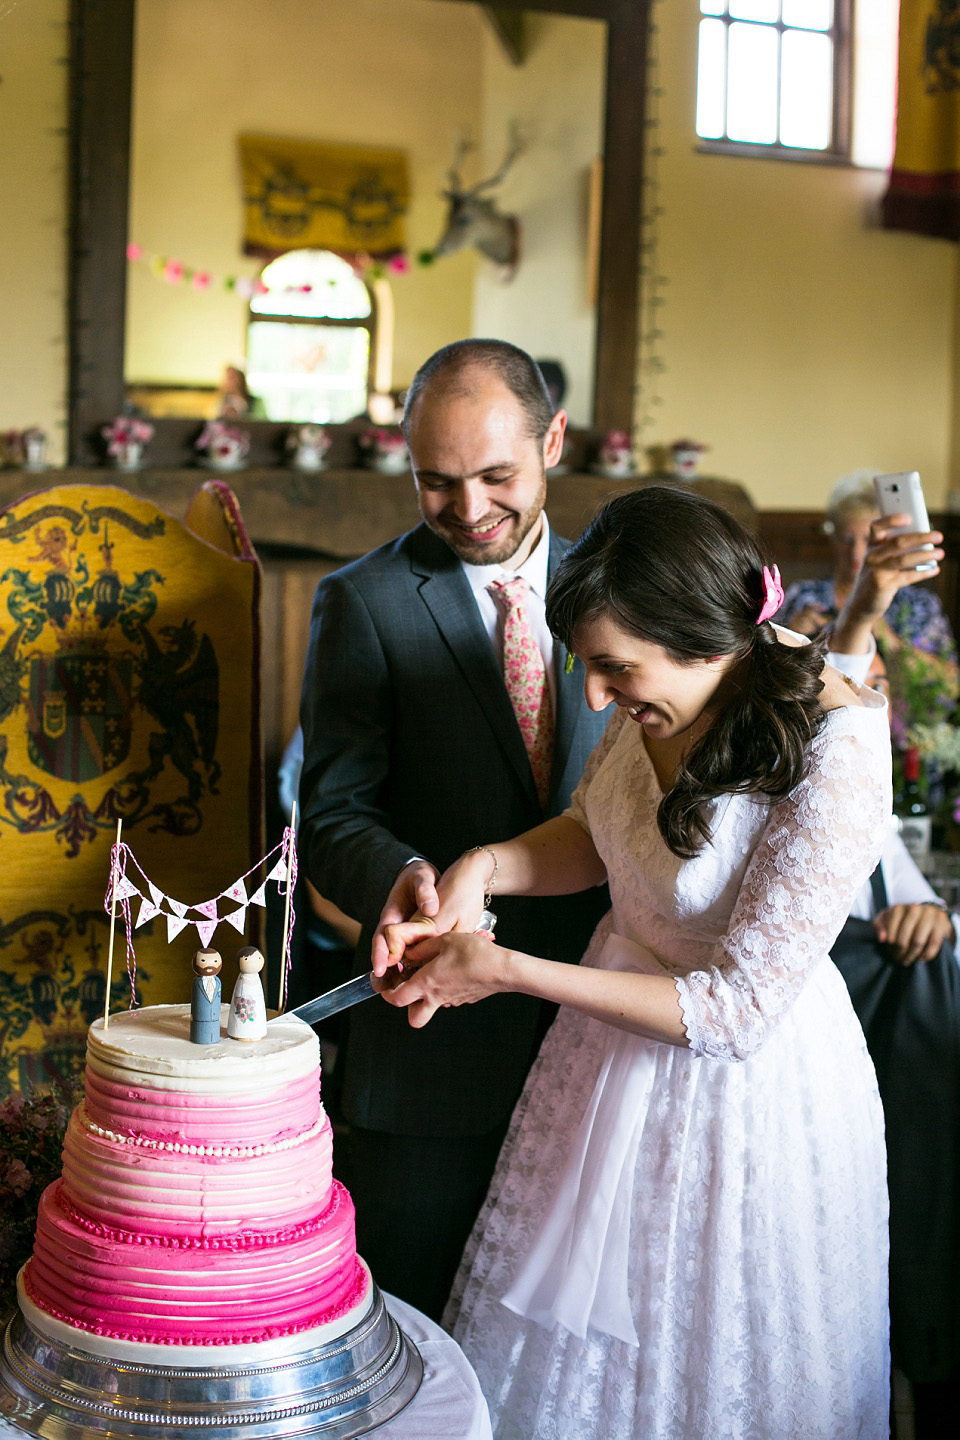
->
[195,420,251,464]
[101,415,154,457]
[360,427,407,454]
[599,430,632,463]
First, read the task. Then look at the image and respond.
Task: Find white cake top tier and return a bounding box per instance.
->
[87,1004,318,1094]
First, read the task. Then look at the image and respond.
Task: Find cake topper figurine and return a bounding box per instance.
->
[227,945,268,1042]
[190,948,223,1044]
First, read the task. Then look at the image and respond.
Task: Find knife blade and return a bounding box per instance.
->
[278,908,497,1028]
[287,971,377,1026]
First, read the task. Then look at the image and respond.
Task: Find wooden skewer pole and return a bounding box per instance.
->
[103,818,123,1030]
[278,800,297,1014]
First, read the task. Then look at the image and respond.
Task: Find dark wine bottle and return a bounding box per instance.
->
[897,746,931,867]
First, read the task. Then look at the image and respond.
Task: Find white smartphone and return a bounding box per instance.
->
[872,471,937,572]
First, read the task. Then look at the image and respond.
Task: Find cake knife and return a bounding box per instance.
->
[280,908,497,1026]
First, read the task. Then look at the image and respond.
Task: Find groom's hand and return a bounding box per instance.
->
[371,859,440,975]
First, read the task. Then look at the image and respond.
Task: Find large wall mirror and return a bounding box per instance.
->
[68,0,648,463]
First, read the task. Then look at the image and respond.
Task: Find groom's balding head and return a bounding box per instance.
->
[402,339,556,444]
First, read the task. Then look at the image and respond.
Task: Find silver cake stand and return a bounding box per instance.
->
[0,1279,422,1439]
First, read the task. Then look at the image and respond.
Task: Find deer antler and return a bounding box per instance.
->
[445,130,476,197]
[466,121,525,197]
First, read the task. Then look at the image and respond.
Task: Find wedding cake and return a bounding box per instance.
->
[1,1004,421,1437]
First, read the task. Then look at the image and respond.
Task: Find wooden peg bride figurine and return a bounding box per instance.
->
[227,945,267,1041]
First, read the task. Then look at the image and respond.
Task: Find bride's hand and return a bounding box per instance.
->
[373,848,495,976]
[376,932,508,1028]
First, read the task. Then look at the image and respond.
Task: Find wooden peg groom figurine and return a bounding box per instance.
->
[190,948,223,1044]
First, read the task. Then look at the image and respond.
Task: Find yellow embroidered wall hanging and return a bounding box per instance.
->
[240,134,409,260]
[0,482,262,1096]
[883,1,960,239]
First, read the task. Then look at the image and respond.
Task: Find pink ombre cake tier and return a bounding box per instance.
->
[22,1004,369,1347]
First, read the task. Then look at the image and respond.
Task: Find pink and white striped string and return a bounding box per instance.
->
[277,823,298,1013]
[103,840,139,1009]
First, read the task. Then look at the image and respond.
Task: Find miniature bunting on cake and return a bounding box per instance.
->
[102,825,298,1020]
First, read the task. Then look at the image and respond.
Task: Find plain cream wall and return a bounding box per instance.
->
[641,0,958,508]
[0,0,69,464]
[472,13,605,427]
[126,0,483,392]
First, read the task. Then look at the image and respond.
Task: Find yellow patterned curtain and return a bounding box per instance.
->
[240,134,409,261]
[883,2,960,239]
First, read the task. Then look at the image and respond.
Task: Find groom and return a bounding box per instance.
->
[299,339,610,1318]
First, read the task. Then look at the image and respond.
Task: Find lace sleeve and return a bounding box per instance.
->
[564,706,630,835]
[676,718,891,1063]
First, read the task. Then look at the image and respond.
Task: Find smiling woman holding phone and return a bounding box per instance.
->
[778,468,956,661]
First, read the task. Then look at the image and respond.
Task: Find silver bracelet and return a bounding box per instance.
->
[466,845,498,909]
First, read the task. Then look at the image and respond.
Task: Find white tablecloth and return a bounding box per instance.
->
[379,1293,493,1439]
[0,1295,492,1440]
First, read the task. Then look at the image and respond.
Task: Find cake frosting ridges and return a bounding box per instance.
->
[22,1004,368,1347]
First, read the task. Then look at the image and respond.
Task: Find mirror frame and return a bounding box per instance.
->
[67,0,649,462]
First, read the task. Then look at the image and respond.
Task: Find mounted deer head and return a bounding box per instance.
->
[432,126,524,277]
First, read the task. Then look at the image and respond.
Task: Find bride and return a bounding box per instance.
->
[375,486,891,1439]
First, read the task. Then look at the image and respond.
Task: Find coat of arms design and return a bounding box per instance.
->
[0,500,221,857]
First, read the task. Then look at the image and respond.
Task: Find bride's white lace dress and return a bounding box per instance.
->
[446,693,892,1439]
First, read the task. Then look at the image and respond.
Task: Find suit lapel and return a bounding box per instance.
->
[548,530,579,798]
[410,528,539,802]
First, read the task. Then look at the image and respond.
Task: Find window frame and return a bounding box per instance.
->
[695,0,854,165]
[246,251,381,423]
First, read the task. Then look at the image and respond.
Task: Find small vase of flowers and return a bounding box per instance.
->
[287,424,331,473]
[592,430,636,480]
[101,415,154,472]
[359,427,409,475]
[195,420,250,472]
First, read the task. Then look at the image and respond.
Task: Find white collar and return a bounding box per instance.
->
[460,514,551,600]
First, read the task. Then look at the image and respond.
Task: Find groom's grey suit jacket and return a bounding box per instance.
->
[299,521,610,1137]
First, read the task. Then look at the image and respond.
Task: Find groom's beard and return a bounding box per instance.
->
[425,472,546,568]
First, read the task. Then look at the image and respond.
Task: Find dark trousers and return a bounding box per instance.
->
[336,1122,509,1322]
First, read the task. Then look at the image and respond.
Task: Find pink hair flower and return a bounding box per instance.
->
[756,564,784,625]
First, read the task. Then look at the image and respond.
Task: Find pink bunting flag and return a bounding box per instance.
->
[167,898,188,919]
[136,897,164,929]
[192,899,219,921]
[248,882,267,909]
[267,858,288,885]
[221,880,247,905]
[223,907,248,934]
[166,913,190,943]
[148,881,165,907]
[195,919,217,948]
[113,875,141,902]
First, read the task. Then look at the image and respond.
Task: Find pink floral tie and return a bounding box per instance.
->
[489,576,554,808]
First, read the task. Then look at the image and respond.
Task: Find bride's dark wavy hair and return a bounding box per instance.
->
[546,486,827,859]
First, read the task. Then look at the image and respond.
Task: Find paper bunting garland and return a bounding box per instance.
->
[166,913,190,943]
[102,828,298,1009]
[267,858,288,886]
[195,920,218,948]
[136,896,164,929]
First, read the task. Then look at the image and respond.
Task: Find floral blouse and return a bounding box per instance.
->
[778,577,958,662]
